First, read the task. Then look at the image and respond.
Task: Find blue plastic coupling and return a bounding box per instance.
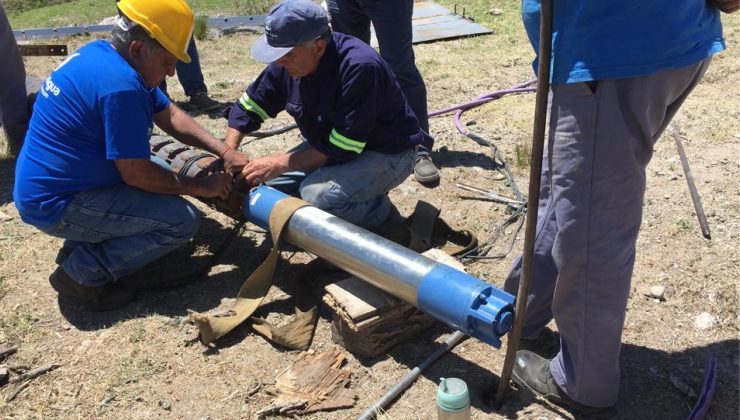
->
[242,185,289,230]
[416,264,515,348]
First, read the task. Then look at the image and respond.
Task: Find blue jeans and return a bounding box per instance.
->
[41,184,201,287]
[300,149,414,230]
[267,142,414,230]
[326,0,430,135]
[160,38,207,97]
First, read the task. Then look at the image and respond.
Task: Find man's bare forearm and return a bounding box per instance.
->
[224,126,247,150]
[115,158,229,198]
[154,104,230,157]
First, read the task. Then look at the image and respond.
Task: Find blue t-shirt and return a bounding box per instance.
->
[13,40,170,228]
[522,0,725,84]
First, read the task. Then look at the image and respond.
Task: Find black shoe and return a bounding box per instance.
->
[414,154,440,184]
[49,266,136,312]
[512,350,618,420]
[189,92,221,112]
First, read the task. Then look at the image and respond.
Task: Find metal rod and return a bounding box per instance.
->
[493,0,553,408]
[455,183,525,206]
[356,331,468,420]
[671,123,711,239]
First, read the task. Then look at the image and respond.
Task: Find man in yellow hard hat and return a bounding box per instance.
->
[13,0,246,311]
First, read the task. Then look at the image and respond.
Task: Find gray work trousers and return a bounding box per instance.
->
[0,4,29,156]
[504,58,711,407]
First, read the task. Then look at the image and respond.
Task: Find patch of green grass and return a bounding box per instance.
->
[3,0,75,14]
[1,309,37,341]
[8,0,277,29]
[108,352,167,389]
[231,0,274,16]
[514,140,531,168]
[128,323,146,343]
[675,219,692,232]
[194,14,209,41]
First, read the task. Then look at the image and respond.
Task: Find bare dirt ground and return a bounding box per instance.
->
[1,8,738,420]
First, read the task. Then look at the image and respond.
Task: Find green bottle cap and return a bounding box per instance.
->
[436,377,470,412]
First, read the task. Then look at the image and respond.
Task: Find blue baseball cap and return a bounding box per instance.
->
[251,0,330,63]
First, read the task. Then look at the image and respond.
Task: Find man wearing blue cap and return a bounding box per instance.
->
[223,0,431,232]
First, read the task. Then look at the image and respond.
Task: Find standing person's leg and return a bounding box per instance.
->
[504,128,559,342]
[42,185,201,286]
[549,59,712,408]
[366,0,428,133]
[325,0,371,43]
[365,0,439,183]
[299,149,414,231]
[0,4,30,156]
[176,38,207,97]
[513,58,711,414]
[175,38,220,111]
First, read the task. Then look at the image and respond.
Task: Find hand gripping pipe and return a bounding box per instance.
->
[244,185,515,347]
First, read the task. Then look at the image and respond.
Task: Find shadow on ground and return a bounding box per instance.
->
[56,215,269,330]
[1,157,16,207]
[349,327,738,420]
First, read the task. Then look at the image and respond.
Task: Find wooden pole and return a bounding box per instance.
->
[493,0,553,408]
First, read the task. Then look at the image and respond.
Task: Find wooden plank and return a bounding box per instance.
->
[324,249,465,324]
[324,279,399,323]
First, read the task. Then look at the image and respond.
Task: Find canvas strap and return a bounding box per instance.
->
[189,196,317,349]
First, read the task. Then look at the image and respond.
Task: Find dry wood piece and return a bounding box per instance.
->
[256,400,307,418]
[5,381,30,402]
[10,364,60,383]
[0,345,18,362]
[265,349,357,415]
[324,249,465,357]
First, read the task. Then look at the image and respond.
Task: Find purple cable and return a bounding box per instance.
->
[687,356,717,420]
[429,79,536,118]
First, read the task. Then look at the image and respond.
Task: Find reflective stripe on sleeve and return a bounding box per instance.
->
[329,129,365,153]
[238,93,269,122]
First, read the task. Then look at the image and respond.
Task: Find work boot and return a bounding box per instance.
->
[49,266,136,312]
[512,350,619,420]
[189,92,221,112]
[414,146,440,184]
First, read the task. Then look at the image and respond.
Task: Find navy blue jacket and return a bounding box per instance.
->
[225,32,431,162]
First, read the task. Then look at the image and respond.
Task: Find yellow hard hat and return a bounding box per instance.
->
[117,0,195,63]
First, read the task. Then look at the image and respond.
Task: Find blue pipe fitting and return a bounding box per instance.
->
[242,185,517,348]
[416,264,515,347]
[242,185,284,230]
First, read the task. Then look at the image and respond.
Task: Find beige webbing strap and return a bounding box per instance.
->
[407,200,479,257]
[407,200,441,252]
[189,196,312,347]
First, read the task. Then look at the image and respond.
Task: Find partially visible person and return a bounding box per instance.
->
[160,37,221,112]
[224,0,430,232]
[506,1,729,419]
[325,0,440,184]
[13,0,246,311]
[0,3,30,156]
